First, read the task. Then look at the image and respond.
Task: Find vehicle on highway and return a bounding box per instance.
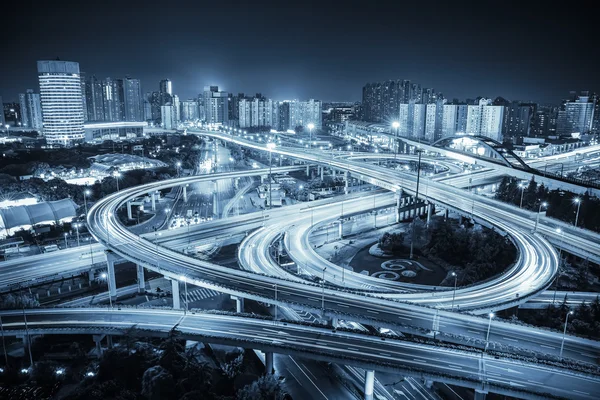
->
[42,244,59,253]
[186,209,193,219]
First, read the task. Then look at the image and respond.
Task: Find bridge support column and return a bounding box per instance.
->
[93,334,105,356]
[136,264,145,293]
[183,185,188,203]
[320,166,324,181]
[426,203,432,226]
[474,390,487,400]
[231,296,244,313]
[127,201,133,219]
[88,269,95,284]
[330,317,338,328]
[344,171,349,195]
[212,181,219,218]
[364,370,375,400]
[171,278,181,309]
[107,335,113,349]
[151,192,156,211]
[444,208,448,221]
[264,351,274,375]
[104,251,118,300]
[338,220,343,240]
[306,164,310,177]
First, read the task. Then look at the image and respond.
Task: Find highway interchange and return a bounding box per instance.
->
[1,129,600,399]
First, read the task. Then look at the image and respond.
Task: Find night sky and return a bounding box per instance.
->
[2,1,597,104]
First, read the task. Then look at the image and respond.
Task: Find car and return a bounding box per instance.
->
[200,217,206,222]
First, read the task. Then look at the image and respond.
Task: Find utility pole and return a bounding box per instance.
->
[410,149,423,259]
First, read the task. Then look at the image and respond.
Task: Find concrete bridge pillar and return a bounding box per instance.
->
[474,390,487,400]
[183,185,188,203]
[107,335,113,349]
[427,203,432,226]
[306,164,310,177]
[151,192,156,211]
[265,351,274,375]
[344,171,349,195]
[127,201,133,220]
[104,251,118,299]
[364,370,375,400]
[231,296,244,313]
[444,208,449,221]
[170,278,181,309]
[338,220,344,240]
[320,166,324,181]
[88,269,95,284]
[212,182,219,218]
[93,334,105,356]
[136,264,145,293]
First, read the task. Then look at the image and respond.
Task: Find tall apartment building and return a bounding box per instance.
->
[84,75,105,121]
[18,89,43,131]
[161,104,177,129]
[557,94,595,135]
[466,98,505,141]
[37,60,85,145]
[288,99,322,130]
[123,77,143,122]
[181,100,199,121]
[159,79,172,96]
[203,86,229,125]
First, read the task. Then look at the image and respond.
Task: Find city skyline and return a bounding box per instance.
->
[1,1,597,104]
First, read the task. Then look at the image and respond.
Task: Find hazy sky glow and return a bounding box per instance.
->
[2,1,597,104]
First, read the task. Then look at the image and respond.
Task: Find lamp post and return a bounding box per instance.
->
[485,312,494,352]
[179,275,188,313]
[267,142,276,210]
[114,171,121,192]
[533,201,547,233]
[64,233,68,249]
[75,223,80,247]
[451,272,458,311]
[573,198,581,227]
[410,149,423,259]
[307,123,315,149]
[321,267,327,314]
[100,272,113,309]
[4,124,8,137]
[392,121,400,160]
[84,190,95,265]
[176,161,182,177]
[518,183,525,209]
[559,310,574,358]
[274,283,278,321]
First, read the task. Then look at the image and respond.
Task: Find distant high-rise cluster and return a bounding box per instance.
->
[235,94,322,131]
[557,92,597,136]
[18,89,43,131]
[82,75,143,123]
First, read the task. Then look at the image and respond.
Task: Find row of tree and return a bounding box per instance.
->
[495,176,600,232]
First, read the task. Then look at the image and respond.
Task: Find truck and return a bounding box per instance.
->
[186,209,193,219]
[43,244,59,253]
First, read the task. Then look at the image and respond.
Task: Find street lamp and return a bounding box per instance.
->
[179,275,188,313]
[176,161,182,177]
[410,149,424,259]
[518,183,525,209]
[533,201,547,233]
[321,267,327,314]
[485,312,494,352]
[559,310,574,358]
[573,198,581,227]
[64,232,68,249]
[391,121,400,160]
[451,272,458,311]
[100,272,113,309]
[74,223,80,247]
[307,123,315,149]
[267,142,276,210]
[113,171,122,192]
[4,124,8,137]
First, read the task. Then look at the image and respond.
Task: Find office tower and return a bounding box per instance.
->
[557,94,595,135]
[161,104,177,129]
[466,98,505,141]
[18,90,43,131]
[203,86,229,125]
[85,75,105,121]
[143,92,153,121]
[123,77,143,121]
[181,100,199,121]
[0,96,5,126]
[159,79,172,96]
[277,101,290,131]
[80,72,88,122]
[37,60,85,145]
[172,94,180,123]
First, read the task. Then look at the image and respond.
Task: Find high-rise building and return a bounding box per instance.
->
[159,79,172,96]
[172,95,180,123]
[101,78,124,122]
[18,90,43,131]
[277,101,290,131]
[203,86,229,125]
[80,72,88,122]
[361,81,402,123]
[591,93,600,134]
[161,104,177,129]
[0,96,5,127]
[238,96,278,128]
[466,98,505,141]
[288,99,322,130]
[84,75,104,122]
[181,100,199,121]
[557,94,595,135]
[504,101,535,137]
[37,60,85,145]
[123,77,143,121]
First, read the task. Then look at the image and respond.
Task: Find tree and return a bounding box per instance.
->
[378,232,405,253]
[141,365,174,400]
[237,374,286,400]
